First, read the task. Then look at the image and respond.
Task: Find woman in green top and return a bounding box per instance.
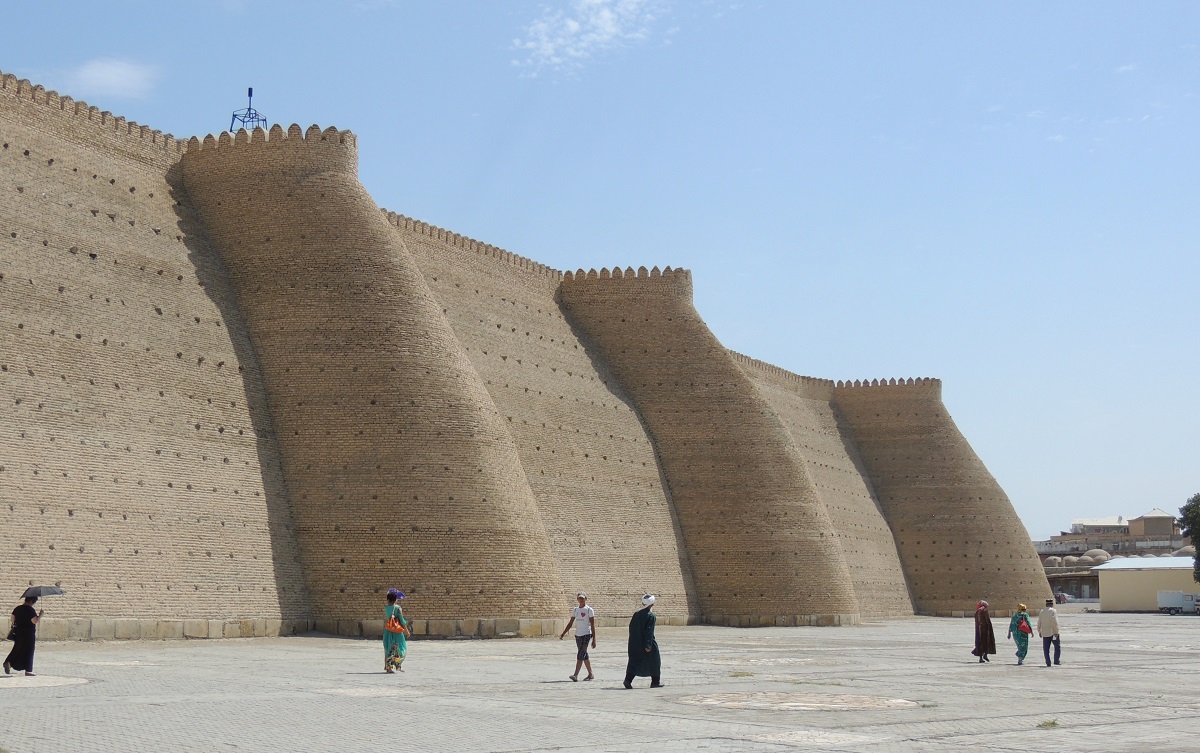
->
[384,589,409,673]
[1007,603,1032,665]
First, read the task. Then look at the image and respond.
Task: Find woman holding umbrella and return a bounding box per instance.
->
[5,593,44,676]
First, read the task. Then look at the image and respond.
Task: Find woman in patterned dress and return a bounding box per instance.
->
[383,589,409,673]
[1006,603,1032,665]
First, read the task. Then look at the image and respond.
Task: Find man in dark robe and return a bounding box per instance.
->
[972,600,997,663]
[624,594,662,688]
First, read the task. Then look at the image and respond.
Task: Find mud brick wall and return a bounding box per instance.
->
[179,126,564,623]
[0,74,312,625]
[560,267,860,625]
[732,354,914,618]
[0,65,1048,634]
[390,213,697,624]
[832,379,1052,615]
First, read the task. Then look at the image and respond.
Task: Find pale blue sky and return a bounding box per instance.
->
[7,1,1197,540]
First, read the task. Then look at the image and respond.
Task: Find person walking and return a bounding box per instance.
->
[1006,603,1033,665]
[4,595,43,676]
[383,589,409,673]
[1037,597,1061,667]
[623,594,662,689]
[971,600,996,663]
[559,592,596,681]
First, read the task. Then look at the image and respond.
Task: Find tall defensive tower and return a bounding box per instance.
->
[179,125,566,627]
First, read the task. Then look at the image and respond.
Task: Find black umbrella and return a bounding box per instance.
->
[21,586,65,599]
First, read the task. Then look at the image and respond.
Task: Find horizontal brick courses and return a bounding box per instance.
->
[0,76,310,624]
[179,125,565,625]
[738,357,914,617]
[399,223,697,623]
[559,269,860,623]
[832,381,1052,614]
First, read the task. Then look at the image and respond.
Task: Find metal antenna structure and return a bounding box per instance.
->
[230,87,267,132]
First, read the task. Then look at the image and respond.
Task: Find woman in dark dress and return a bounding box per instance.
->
[5,596,43,676]
[624,594,663,689]
[972,599,996,663]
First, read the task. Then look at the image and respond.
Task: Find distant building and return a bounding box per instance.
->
[1036,508,1188,558]
[1129,508,1179,538]
[1093,557,1198,612]
[1035,508,1191,601]
[1070,516,1128,536]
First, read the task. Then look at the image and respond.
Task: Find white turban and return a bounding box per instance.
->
[641,594,656,607]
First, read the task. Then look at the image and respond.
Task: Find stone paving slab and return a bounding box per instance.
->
[1,610,1197,752]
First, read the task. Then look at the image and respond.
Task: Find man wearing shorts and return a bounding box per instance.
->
[559,592,596,681]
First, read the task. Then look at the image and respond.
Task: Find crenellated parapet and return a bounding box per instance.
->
[560,264,691,289]
[834,377,941,390]
[1,70,185,164]
[181,124,356,180]
[728,351,835,399]
[381,209,561,280]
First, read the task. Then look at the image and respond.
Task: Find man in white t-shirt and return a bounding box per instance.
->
[559,592,596,681]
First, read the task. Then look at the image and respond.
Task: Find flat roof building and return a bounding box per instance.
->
[1092,557,1197,612]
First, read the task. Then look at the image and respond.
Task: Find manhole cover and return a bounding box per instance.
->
[678,692,917,711]
[0,675,89,689]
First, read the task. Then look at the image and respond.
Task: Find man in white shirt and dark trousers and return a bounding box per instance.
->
[1037,597,1061,667]
[559,592,596,681]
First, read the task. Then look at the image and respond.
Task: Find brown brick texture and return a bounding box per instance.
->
[733,355,915,618]
[832,380,1052,615]
[179,126,564,622]
[0,74,311,622]
[559,268,860,625]
[389,214,698,623]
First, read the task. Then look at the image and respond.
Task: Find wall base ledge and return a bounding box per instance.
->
[699,613,861,628]
[36,618,314,642]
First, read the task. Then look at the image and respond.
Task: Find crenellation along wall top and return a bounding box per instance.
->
[560,265,691,282]
[185,124,356,154]
[726,350,835,393]
[381,209,562,281]
[1,70,186,158]
[833,377,942,390]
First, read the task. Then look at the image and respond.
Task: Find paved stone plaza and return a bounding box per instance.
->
[2,607,1197,752]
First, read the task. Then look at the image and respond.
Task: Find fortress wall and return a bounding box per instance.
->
[560,268,860,626]
[0,75,312,633]
[387,212,697,624]
[1,67,1049,636]
[730,354,914,617]
[0,74,185,171]
[832,379,1052,615]
[179,127,565,627]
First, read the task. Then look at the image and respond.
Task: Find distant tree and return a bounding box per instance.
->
[1180,493,1200,583]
